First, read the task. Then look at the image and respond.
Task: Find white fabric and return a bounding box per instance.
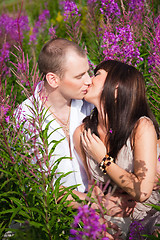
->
[15,82,93,192]
[104,215,131,239]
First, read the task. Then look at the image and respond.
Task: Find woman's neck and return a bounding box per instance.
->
[97,113,107,143]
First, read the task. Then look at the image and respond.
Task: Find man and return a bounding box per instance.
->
[16,38,93,193]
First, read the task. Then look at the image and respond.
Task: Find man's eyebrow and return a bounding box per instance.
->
[75,67,90,78]
[75,72,86,78]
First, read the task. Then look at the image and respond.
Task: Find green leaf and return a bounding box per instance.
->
[49,156,70,176]
[146,203,160,211]
[27,207,45,218]
[0,208,16,215]
[0,222,6,235]
[9,206,22,225]
[28,220,44,228]
[9,197,24,207]
[48,138,65,159]
[0,169,14,178]
[18,210,31,219]
[0,191,20,198]
[142,234,159,240]
[47,127,61,138]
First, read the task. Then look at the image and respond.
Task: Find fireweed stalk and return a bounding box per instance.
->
[0,14,29,78]
[59,0,82,44]
[143,15,160,122]
[0,47,78,239]
[99,0,144,67]
[128,0,146,25]
[86,0,104,62]
[100,0,121,22]
[101,23,143,65]
[69,179,123,240]
[29,9,50,45]
[147,16,160,71]
[70,205,109,240]
[84,0,144,66]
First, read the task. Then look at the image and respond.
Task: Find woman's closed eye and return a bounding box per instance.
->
[94,71,100,77]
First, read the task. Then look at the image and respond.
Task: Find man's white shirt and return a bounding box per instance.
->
[15,82,93,192]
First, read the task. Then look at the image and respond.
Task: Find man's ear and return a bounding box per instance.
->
[46,72,60,88]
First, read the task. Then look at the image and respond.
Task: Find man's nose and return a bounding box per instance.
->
[84,73,92,85]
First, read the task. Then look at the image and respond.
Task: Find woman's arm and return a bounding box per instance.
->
[73,124,91,180]
[81,118,157,202]
[73,125,136,218]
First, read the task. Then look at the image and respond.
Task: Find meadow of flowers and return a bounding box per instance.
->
[0,0,160,239]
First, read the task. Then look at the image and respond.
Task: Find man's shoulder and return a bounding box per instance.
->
[17,82,43,112]
[14,95,37,123]
[17,95,34,112]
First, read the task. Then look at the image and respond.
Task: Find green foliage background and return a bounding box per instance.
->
[0,0,159,124]
[0,1,159,239]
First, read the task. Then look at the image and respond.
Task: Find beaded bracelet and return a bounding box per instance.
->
[99,154,114,174]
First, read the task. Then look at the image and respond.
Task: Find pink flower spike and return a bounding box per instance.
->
[5,116,10,123]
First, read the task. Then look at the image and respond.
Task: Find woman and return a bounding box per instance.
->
[73,60,160,239]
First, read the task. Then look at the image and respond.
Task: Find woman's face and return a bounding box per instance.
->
[84,69,107,107]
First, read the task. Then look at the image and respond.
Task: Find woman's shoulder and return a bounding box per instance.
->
[73,124,85,146]
[137,116,153,124]
[74,123,84,135]
[134,116,155,133]
[131,116,157,146]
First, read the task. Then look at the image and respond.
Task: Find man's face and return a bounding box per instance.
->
[58,50,92,100]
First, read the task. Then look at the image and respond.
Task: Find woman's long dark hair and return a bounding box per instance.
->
[83,60,159,159]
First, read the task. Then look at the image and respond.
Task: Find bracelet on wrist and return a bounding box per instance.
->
[99,154,114,174]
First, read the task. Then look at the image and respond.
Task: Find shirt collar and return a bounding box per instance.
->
[71,99,84,110]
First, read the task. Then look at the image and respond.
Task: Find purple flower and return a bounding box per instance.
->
[100,0,121,21]
[128,0,146,25]
[0,14,29,42]
[128,0,145,12]
[101,24,143,65]
[49,26,57,38]
[0,104,11,121]
[148,17,160,70]
[0,42,10,63]
[60,0,80,21]
[0,14,29,77]
[5,116,10,123]
[1,105,10,115]
[70,205,107,239]
[129,221,144,240]
[29,10,50,45]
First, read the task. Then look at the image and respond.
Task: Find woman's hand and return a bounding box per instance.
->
[81,128,106,164]
[105,192,136,218]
